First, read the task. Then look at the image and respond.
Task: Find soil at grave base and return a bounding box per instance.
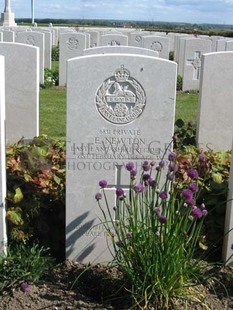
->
[0,260,233,310]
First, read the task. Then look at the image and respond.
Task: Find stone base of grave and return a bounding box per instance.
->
[0,12,17,27]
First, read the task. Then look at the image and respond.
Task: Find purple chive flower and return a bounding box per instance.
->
[143,174,151,181]
[99,179,108,188]
[154,207,161,215]
[159,160,165,168]
[149,179,156,188]
[115,240,121,247]
[191,207,203,219]
[182,189,193,199]
[186,197,196,206]
[199,153,206,163]
[202,209,208,216]
[116,187,124,197]
[159,191,168,200]
[167,172,175,180]
[188,120,195,127]
[158,215,167,224]
[142,161,150,171]
[169,162,178,172]
[95,192,102,201]
[188,169,199,179]
[189,183,198,193]
[130,168,137,177]
[21,282,30,293]
[126,231,132,239]
[125,162,134,171]
[168,152,177,161]
[133,183,145,193]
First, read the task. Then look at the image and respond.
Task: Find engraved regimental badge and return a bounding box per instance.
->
[96,65,146,125]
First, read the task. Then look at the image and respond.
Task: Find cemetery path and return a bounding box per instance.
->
[0,260,233,310]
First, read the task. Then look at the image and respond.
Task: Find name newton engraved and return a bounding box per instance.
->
[96,65,146,125]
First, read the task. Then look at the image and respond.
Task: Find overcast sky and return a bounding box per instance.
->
[2,0,233,25]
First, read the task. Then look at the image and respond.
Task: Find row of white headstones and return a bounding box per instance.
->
[0,40,232,265]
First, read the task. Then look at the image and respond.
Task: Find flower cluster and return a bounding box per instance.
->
[96,152,209,244]
[94,145,230,309]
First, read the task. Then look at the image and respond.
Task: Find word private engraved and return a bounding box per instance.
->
[96,65,146,125]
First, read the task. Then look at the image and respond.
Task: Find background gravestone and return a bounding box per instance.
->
[83,46,159,57]
[59,32,87,86]
[66,54,177,263]
[128,32,146,47]
[2,30,14,42]
[182,38,212,91]
[15,31,45,84]
[197,51,233,151]
[100,34,128,46]
[142,35,170,59]
[0,42,39,144]
[0,55,6,255]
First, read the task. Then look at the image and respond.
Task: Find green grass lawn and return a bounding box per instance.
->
[39,88,199,138]
[175,91,199,124]
[39,87,66,138]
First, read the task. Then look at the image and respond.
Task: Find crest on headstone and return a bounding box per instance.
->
[96,65,146,125]
[150,41,163,52]
[135,35,142,42]
[26,35,36,46]
[66,37,79,49]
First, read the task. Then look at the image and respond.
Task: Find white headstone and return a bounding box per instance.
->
[36,30,52,69]
[100,34,128,46]
[0,42,39,143]
[142,36,170,59]
[83,46,159,57]
[216,39,227,51]
[59,32,87,86]
[222,140,233,265]
[225,40,233,51]
[15,31,45,84]
[0,55,6,255]
[66,54,177,263]
[87,30,100,48]
[182,38,212,91]
[128,32,145,47]
[2,30,14,42]
[197,52,233,151]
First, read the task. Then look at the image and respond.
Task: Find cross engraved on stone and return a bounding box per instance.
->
[105,164,129,220]
[186,51,202,80]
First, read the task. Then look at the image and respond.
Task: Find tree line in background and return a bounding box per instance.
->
[16,18,233,37]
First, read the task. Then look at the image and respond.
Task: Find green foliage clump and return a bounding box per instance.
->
[173,118,196,149]
[6,136,65,260]
[176,74,183,91]
[173,119,231,259]
[169,50,174,61]
[41,68,59,88]
[52,45,59,61]
[0,242,54,293]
